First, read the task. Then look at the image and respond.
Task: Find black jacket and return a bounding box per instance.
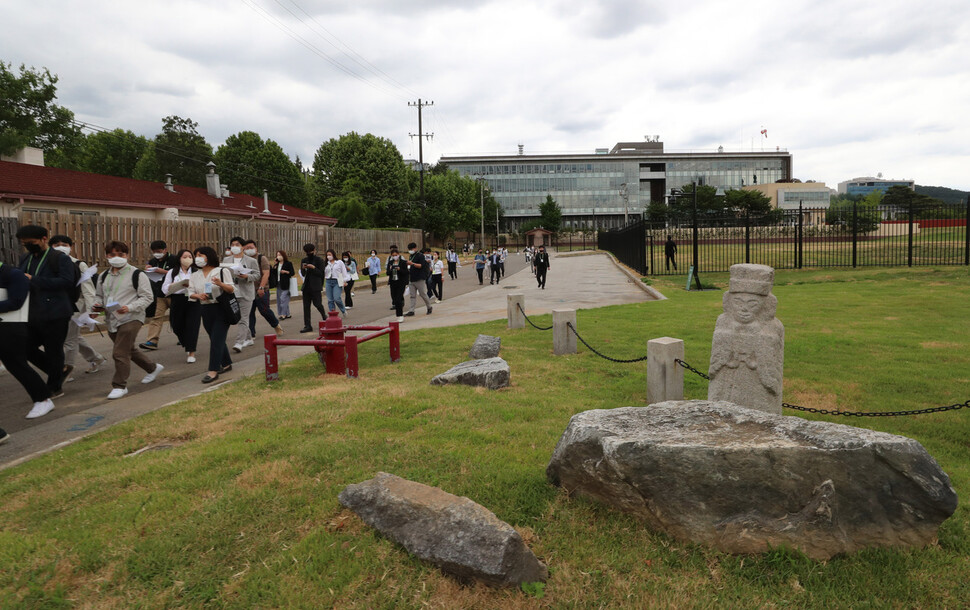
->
[146,253,181,298]
[269,260,295,289]
[0,262,30,321]
[300,255,325,292]
[386,256,408,285]
[18,247,74,321]
[534,252,550,269]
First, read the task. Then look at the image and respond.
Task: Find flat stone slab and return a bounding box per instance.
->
[338,472,547,586]
[546,400,958,560]
[431,357,510,390]
[469,334,501,359]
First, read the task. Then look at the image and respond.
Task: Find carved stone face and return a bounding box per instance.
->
[731,294,764,324]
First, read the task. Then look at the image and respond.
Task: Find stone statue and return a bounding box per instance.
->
[708,264,784,414]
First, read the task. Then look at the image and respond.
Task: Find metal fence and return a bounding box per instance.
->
[600,202,970,276]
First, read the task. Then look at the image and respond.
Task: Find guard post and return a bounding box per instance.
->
[553,309,577,355]
[320,310,346,375]
[508,293,525,329]
[647,337,684,405]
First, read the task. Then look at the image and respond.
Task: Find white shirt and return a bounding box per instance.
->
[325,259,349,282]
[188,267,235,304]
[432,259,444,275]
[162,266,193,296]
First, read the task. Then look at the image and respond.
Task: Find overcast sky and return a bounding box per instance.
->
[3,0,969,190]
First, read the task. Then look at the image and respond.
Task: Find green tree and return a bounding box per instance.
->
[135,116,212,188]
[80,128,148,178]
[421,170,483,240]
[826,190,881,232]
[214,131,306,208]
[538,194,563,233]
[311,132,410,224]
[0,62,83,166]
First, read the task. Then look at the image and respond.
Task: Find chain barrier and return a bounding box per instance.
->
[516,303,553,331]
[673,359,968,417]
[567,323,649,363]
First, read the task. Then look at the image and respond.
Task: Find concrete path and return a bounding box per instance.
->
[0,250,656,470]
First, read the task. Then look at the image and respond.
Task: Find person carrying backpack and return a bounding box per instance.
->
[49,235,106,380]
[16,224,74,402]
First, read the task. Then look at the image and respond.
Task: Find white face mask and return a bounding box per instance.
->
[53,245,71,255]
[326,254,334,261]
[408,250,415,254]
[230,246,242,255]
[276,255,283,262]
[153,252,165,260]
[244,248,257,257]
[342,257,349,262]
[181,257,193,268]
[195,257,207,267]
[108,256,127,268]
[224,250,231,257]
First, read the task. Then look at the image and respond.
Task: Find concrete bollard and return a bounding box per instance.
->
[508,293,525,329]
[647,337,684,405]
[553,309,577,355]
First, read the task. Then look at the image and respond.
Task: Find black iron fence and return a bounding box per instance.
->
[599,201,970,275]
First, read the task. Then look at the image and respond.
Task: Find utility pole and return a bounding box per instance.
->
[409,99,433,247]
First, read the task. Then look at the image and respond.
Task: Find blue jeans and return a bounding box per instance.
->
[325,278,346,314]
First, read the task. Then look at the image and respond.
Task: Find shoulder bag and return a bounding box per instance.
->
[215,269,242,325]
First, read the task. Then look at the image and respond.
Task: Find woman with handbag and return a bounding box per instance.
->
[188,246,236,384]
[341,251,358,308]
[269,250,294,319]
[163,249,201,364]
[323,248,349,316]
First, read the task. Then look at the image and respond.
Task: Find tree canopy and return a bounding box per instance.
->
[133,115,213,188]
[650,185,782,224]
[80,128,149,178]
[214,131,307,208]
[0,61,83,165]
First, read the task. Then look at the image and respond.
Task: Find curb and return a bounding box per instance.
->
[564,250,666,301]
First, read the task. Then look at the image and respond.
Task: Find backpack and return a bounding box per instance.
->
[49,252,83,307]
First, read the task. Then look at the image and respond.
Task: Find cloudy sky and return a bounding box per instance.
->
[3,0,969,190]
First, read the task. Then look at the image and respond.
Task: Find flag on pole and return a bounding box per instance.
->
[760,128,768,138]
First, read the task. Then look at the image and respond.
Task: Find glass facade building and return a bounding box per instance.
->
[442,141,792,232]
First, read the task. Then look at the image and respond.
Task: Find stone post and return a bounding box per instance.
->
[507,293,525,329]
[553,309,577,355]
[647,337,684,405]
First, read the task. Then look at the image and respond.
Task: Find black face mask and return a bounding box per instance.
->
[24,243,43,255]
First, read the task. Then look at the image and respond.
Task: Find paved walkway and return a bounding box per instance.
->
[0,251,656,469]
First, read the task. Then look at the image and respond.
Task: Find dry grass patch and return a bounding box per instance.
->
[920,341,961,350]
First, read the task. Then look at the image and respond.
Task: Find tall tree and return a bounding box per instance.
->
[135,115,212,188]
[311,132,410,224]
[0,61,83,166]
[81,128,148,178]
[538,194,563,233]
[214,131,306,208]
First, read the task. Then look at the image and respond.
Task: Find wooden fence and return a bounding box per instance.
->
[4,213,423,265]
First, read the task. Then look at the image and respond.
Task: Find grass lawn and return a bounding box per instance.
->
[2,266,970,608]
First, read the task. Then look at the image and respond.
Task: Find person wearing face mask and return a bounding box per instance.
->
[49,235,106,380]
[15,224,75,403]
[385,246,408,323]
[139,240,180,351]
[223,236,261,353]
[365,250,381,294]
[323,248,349,316]
[188,246,235,383]
[242,240,284,339]
[341,251,358,309]
[405,242,433,317]
[430,251,444,302]
[299,243,327,333]
[269,250,294,319]
[91,241,162,400]
[162,249,201,363]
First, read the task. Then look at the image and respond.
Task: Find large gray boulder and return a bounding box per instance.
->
[339,472,547,586]
[469,334,501,360]
[546,401,957,560]
[431,357,510,389]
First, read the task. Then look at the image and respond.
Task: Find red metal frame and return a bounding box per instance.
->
[264,310,401,381]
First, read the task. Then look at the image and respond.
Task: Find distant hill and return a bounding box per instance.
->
[916,185,967,205]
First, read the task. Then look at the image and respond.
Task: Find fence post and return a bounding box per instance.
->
[647,337,684,405]
[908,200,914,267]
[345,334,359,379]
[508,293,525,329]
[553,309,577,355]
[744,211,751,264]
[321,310,346,375]
[264,334,279,382]
[965,194,970,266]
[852,202,858,268]
[389,321,401,362]
[797,204,804,269]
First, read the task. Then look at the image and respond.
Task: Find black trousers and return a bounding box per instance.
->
[447,261,457,279]
[169,294,202,352]
[369,273,378,292]
[200,305,232,373]
[476,268,484,284]
[26,316,70,394]
[431,275,443,300]
[490,265,500,284]
[536,266,548,288]
[0,322,50,403]
[344,279,355,307]
[665,254,677,270]
[249,290,280,337]
[302,288,326,328]
[389,281,407,316]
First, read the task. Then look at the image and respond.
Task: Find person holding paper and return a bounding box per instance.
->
[0,261,56,424]
[269,250,294,319]
[223,237,261,353]
[49,235,106,380]
[92,241,163,400]
[140,240,180,351]
[299,243,327,333]
[163,250,201,364]
[188,246,235,383]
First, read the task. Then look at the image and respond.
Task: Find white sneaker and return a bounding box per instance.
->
[396,316,405,323]
[187,355,197,363]
[232,343,243,353]
[242,338,255,348]
[25,399,55,419]
[141,363,164,384]
[107,387,128,400]
[87,356,107,373]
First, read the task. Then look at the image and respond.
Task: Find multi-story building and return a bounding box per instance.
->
[743,182,833,210]
[837,176,915,197]
[440,140,792,232]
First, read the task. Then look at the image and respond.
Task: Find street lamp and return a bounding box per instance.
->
[475,174,488,251]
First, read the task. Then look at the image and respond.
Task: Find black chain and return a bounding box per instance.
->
[567,323,648,363]
[517,303,552,331]
[674,359,969,417]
